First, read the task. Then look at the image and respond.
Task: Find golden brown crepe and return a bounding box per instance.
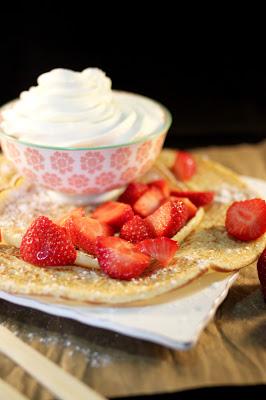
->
[0,151,265,304]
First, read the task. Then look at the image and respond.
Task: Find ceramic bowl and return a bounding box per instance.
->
[0,102,171,203]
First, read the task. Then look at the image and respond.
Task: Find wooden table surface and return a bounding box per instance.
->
[0,141,266,399]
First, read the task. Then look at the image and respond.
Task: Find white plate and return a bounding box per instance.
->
[0,176,265,350]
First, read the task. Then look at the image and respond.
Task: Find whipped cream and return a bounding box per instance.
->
[1,68,166,147]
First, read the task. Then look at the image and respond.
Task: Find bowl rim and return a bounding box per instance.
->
[0,93,172,151]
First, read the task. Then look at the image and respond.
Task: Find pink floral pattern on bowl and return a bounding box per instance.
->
[0,131,167,196]
[42,173,62,187]
[120,167,138,182]
[80,151,105,173]
[68,174,90,188]
[50,152,74,173]
[136,141,152,163]
[81,187,100,195]
[110,147,132,169]
[24,148,44,171]
[22,167,38,181]
[95,172,116,187]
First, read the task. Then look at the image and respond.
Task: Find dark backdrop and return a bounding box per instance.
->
[0,10,265,400]
[0,11,265,149]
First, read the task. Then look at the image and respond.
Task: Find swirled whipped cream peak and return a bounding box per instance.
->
[1,68,166,147]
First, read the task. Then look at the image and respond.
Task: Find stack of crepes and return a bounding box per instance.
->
[0,150,265,304]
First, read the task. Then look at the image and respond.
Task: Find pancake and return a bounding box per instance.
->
[0,154,22,192]
[0,151,265,304]
[157,148,253,193]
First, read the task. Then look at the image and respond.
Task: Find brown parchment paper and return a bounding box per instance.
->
[1,140,266,399]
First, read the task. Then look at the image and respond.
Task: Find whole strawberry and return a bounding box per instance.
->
[20,216,77,267]
[172,151,197,181]
[257,248,266,302]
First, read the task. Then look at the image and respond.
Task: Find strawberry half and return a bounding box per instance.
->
[20,216,77,267]
[91,201,134,229]
[146,200,188,237]
[65,215,114,255]
[257,248,266,302]
[170,196,197,218]
[96,236,151,280]
[136,237,179,267]
[225,199,266,241]
[120,215,154,243]
[170,190,214,207]
[149,179,170,198]
[172,150,197,181]
[118,182,149,205]
[133,186,164,217]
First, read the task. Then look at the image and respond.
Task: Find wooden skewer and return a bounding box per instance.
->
[0,377,29,400]
[0,325,107,400]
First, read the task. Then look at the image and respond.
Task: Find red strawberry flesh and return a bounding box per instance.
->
[120,215,154,243]
[20,216,77,267]
[170,196,197,218]
[170,190,214,207]
[257,249,266,302]
[136,237,179,266]
[225,198,266,241]
[65,215,114,256]
[57,207,86,226]
[96,236,151,280]
[149,179,170,198]
[133,186,164,217]
[118,182,149,205]
[172,151,197,181]
[146,200,188,237]
[91,201,134,229]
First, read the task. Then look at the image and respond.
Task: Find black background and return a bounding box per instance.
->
[0,9,265,398]
[0,10,265,149]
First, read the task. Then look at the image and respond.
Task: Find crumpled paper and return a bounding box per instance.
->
[0,141,266,399]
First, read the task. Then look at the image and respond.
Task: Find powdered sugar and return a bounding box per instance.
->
[178,256,209,270]
[214,184,256,204]
[0,183,91,229]
[1,321,112,368]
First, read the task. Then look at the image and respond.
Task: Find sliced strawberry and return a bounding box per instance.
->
[170,189,214,207]
[149,179,170,198]
[20,216,77,267]
[146,200,188,237]
[68,207,85,218]
[170,196,197,218]
[96,236,151,280]
[66,216,114,255]
[136,237,179,266]
[57,207,86,226]
[257,248,266,302]
[225,198,266,241]
[172,150,197,181]
[133,186,164,217]
[91,201,134,229]
[118,182,149,205]
[120,215,154,243]
[62,217,78,244]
